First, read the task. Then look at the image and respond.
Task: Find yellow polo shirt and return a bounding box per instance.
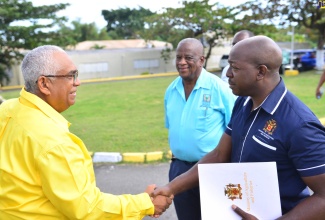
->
[0,88,154,220]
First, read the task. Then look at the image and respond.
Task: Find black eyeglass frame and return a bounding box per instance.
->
[36,71,79,84]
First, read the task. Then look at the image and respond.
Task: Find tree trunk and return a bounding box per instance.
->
[204,42,213,69]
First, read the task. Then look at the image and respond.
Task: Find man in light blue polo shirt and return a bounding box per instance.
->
[164,38,236,220]
[220,30,254,83]
[155,36,325,219]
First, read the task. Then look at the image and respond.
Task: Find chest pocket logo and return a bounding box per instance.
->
[263,119,277,135]
[202,94,211,108]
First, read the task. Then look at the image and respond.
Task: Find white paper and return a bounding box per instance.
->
[198,162,282,220]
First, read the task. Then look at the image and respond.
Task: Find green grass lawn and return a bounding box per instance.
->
[282,70,325,118]
[1,70,325,154]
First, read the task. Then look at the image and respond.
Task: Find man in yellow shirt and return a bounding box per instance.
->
[0,45,172,220]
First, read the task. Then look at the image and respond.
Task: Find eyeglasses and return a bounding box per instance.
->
[36,71,79,84]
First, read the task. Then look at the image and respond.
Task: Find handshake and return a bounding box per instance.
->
[144,184,259,220]
[145,184,174,218]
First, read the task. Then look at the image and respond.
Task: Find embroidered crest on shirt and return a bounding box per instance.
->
[201,94,211,107]
[224,183,242,201]
[263,119,277,135]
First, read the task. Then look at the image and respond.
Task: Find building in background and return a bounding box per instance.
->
[6,39,176,87]
[7,39,312,87]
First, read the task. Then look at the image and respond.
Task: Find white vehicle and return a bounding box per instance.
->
[219,54,229,70]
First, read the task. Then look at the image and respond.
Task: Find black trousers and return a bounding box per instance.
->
[169,158,201,220]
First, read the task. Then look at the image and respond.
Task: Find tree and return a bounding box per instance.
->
[144,0,237,68]
[161,44,172,72]
[101,7,154,39]
[141,14,189,50]
[0,0,69,85]
[57,19,112,48]
[237,0,325,70]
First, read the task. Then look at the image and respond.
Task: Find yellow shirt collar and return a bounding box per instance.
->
[19,88,71,130]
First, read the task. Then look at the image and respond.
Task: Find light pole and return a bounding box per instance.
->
[285,23,299,76]
[290,25,294,70]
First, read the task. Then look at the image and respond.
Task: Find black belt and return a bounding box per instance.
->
[171,157,198,165]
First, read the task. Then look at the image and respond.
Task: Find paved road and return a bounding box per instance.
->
[94,162,177,220]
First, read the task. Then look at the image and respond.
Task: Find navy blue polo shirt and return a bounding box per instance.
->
[225,78,325,214]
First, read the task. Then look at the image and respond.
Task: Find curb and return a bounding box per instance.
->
[91,150,172,163]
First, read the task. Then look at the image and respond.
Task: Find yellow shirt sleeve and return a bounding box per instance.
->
[38,142,154,219]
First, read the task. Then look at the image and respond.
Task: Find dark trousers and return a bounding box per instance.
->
[169,158,201,220]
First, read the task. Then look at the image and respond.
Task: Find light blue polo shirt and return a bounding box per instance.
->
[226,78,325,214]
[165,69,236,162]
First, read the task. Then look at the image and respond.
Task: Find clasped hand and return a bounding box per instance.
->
[145,184,174,217]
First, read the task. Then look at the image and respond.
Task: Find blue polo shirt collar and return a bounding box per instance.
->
[243,78,287,115]
[194,69,210,90]
[174,68,210,91]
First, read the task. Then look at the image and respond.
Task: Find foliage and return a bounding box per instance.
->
[101,7,154,39]
[237,0,325,68]
[0,0,113,86]
[57,19,112,48]
[141,16,189,50]
[90,44,106,50]
[160,45,172,64]
[0,0,69,85]
[144,0,236,68]
[99,1,323,70]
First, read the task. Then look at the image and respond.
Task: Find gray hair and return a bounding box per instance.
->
[21,45,66,93]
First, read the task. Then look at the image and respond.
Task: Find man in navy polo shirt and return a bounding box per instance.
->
[153,36,325,219]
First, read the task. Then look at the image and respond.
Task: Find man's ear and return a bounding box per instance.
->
[37,76,51,95]
[199,55,205,67]
[256,65,267,81]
